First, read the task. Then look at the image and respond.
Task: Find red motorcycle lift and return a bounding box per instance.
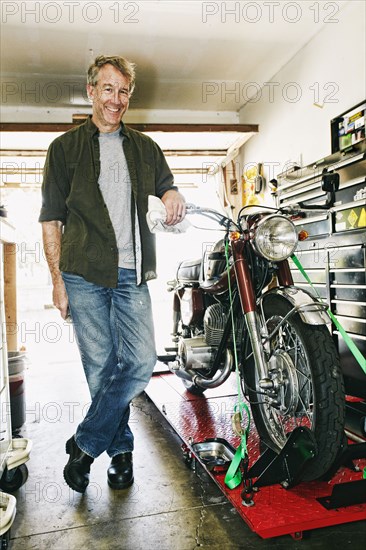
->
[146,370,366,540]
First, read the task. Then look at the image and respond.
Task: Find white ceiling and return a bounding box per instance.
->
[0,0,352,181]
[1,0,351,114]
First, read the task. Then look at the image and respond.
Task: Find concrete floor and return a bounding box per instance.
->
[6,309,366,549]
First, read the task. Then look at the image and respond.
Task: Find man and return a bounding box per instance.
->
[39,55,185,493]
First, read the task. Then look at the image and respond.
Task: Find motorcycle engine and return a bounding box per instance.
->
[178,336,213,370]
[204,303,227,346]
[178,303,245,371]
[177,304,226,371]
[204,303,246,347]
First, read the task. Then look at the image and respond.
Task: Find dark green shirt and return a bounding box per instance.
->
[39,117,176,287]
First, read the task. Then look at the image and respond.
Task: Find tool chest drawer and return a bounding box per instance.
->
[291,248,329,269]
[336,332,366,397]
[292,282,328,300]
[327,244,365,269]
[279,180,327,208]
[331,284,366,301]
[291,269,326,284]
[335,316,366,336]
[292,244,365,270]
[331,268,366,285]
[333,201,366,232]
[332,300,366,319]
[334,176,366,205]
[293,214,330,237]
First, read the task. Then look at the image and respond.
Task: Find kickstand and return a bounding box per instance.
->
[241,456,255,507]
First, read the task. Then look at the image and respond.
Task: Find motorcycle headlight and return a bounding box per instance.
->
[251,215,298,261]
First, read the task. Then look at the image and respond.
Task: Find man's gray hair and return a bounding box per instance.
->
[87,55,136,94]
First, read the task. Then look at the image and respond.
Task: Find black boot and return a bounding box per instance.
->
[107,452,134,489]
[64,436,94,493]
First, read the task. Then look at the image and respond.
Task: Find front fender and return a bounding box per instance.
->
[262,286,330,325]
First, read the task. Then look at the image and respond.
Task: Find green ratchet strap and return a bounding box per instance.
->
[225,402,251,489]
[224,240,251,489]
[291,254,366,375]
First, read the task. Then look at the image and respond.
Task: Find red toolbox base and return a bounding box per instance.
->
[146,371,366,540]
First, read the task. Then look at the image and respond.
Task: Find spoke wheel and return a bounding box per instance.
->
[245,294,345,481]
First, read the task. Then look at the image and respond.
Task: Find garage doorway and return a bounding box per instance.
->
[0,122,257,353]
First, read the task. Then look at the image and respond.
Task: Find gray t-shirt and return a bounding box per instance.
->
[98,129,137,269]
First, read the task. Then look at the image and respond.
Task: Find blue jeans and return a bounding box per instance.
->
[62,268,156,458]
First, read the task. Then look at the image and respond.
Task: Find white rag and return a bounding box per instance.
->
[146,195,191,234]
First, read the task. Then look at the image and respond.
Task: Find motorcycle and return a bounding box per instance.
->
[159,179,345,482]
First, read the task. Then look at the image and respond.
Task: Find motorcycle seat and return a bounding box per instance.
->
[176,259,201,284]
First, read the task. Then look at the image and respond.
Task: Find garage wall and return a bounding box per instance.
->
[237,0,365,183]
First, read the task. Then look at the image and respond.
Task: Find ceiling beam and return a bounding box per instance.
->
[0,149,227,157]
[1,149,48,156]
[0,122,258,133]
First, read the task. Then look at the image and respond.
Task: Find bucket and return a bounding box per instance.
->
[8,352,26,430]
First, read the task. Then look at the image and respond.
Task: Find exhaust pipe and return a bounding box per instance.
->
[168,349,233,389]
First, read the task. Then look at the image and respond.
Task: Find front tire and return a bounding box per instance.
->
[244,294,345,481]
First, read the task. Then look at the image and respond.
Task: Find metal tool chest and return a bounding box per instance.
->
[275,140,366,399]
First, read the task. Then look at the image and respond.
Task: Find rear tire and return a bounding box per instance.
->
[244,294,345,481]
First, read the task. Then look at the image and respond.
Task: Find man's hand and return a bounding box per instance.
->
[161,190,186,226]
[53,279,69,320]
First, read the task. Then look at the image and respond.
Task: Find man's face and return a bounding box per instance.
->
[87,64,131,133]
